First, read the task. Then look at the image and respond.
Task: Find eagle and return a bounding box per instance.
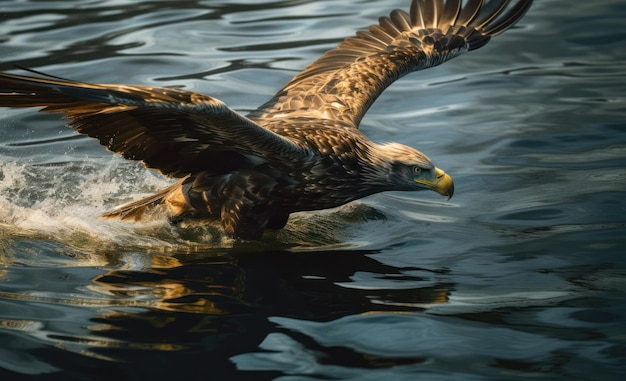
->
[0,0,533,240]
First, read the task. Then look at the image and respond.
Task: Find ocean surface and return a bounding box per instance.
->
[0,0,625,380]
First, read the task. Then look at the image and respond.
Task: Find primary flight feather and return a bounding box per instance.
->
[0,0,533,239]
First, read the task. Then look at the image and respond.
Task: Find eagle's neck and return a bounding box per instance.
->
[302,141,397,203]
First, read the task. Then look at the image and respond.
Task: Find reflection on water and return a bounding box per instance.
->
[0,247,457,378]
[1,0,626,380]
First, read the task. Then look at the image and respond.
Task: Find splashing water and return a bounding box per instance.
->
[0,158,215,250]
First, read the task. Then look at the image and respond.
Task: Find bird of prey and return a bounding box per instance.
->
[0,0,533,240]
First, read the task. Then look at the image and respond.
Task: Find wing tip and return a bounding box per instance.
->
[405,0,533,51]
[466,0,534,51]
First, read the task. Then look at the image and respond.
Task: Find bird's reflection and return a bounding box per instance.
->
[93,249,451,318]
[7,247,452,378]
[83,249,450,356]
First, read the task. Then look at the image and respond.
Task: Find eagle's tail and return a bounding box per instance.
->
[102,179,191,221]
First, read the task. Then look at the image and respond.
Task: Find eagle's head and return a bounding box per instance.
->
[373,142,454,199]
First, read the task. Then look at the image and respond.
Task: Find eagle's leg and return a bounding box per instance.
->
[221,198,271,240]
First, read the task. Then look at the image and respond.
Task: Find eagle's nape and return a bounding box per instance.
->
[0,0,532,240]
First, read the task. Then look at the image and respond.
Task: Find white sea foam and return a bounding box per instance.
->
[0,158,209,252]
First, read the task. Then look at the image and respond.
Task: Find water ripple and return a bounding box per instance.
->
[1,0,626,379]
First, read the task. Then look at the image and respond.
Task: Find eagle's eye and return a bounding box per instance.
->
[413,166,422,175]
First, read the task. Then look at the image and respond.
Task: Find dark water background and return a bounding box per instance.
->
[1,0,625,379]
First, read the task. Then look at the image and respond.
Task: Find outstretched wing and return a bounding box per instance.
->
[248,0,533,128]
[0,71,307,177]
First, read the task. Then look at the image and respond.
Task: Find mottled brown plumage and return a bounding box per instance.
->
[0,0,533,239]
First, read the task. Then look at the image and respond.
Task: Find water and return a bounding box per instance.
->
[1,0,625,379]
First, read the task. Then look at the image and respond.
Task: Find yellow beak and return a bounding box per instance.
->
[416,167,454,200]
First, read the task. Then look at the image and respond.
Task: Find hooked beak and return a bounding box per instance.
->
[415,167,454,200]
